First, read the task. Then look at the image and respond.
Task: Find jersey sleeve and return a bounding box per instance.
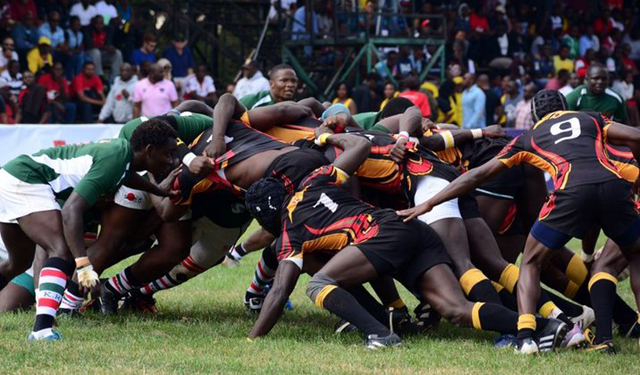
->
[565,89,579,110]
[73,144,129,206]
[274,221,303,268]
[495,135,527,168]
[300,165,350,189]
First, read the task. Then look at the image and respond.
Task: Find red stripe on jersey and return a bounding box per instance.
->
[277,221,294,261]
[40,268,68,280]
[38,297,61,309]
[496,136,520,159]
[593,118,621,178]
[304,216,359,235]
[530,137,569,190]
[539,193,557,220]
[606,144,634,159]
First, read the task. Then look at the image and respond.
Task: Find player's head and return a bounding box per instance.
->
[245,177,287,236]
[130,118,179,175]
[530,89,567,123]
[379,97,415,120]
[269,64,297,102]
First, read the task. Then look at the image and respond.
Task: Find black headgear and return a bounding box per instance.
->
[245,177,287,236]
[531,89,567,123]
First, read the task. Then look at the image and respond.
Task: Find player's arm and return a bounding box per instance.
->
[204,93,247,158]
[174,100,214,116]
[297,97,327,117]
[397,158,507,221]
[247,102,314,131]
[419,125,505,151]
[249,261,301,338]
[124,167,181,197]
[318,133,371,176]
[377,106,422,135]
[605,122,640,192]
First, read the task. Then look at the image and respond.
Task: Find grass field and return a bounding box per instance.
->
[0,224,639,374]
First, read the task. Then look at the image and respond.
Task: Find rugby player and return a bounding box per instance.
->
[245,132,567,350]
[0,119,178,340]
[398,90,640,354]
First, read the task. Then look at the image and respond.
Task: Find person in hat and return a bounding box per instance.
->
[26,36,53,74]
[233,59,270,100]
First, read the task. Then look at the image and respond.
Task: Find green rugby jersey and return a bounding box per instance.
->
[565,85,628,123]
[118,113,212,145]
[2,138,133,206]
[239,90,275,110]
[352,111,382,130]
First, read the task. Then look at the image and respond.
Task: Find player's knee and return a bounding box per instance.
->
[440,303,469,327]
[306,272,338,306]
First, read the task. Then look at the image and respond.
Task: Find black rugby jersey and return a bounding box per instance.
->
[496,111,622,191]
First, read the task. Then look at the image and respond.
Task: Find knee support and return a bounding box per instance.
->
[306,273,338,309]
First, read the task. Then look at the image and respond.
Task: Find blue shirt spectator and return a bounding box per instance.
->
[66,21,84,49]
[292,6,318,40]
[162,38,195,79]
[12,13,39,52]
[579,27,600,57]
[131,33,157,67]
[38,13,65,48]
[461,74,486,129]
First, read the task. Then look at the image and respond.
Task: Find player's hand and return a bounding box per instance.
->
[314,124,335,139]
[204,137,226,159]
[396,201,434,222]
[75,257,100,296]
[482,125,505,138]
[189,156,215,178]
[157,166,182,197]
[421,118,436,132]
[321,113,349,133]
[390,137,409,163]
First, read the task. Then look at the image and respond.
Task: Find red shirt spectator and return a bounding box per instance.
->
[469,12,489,34]
[91,28,107,49]
[399,90,431,117]
[594,16,613,36]
[9,0,38,23]
[38,72,71,98]
[72,69,103,99]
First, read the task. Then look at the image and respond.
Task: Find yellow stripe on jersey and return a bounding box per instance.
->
[334,167,350,185]
[265,127,315,143]
[610,160,639,183]
[240,110,251,125]
[356,158,397,180]
[286,189,306,223]
[301,233,350,253]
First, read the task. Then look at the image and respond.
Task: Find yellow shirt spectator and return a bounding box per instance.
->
[27,37,53,74]
[553,46,574,74]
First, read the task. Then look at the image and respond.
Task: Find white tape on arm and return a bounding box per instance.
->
[182,152,197,168]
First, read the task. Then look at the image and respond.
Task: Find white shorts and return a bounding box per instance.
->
[114,184,154,211]
[189,217,250,268]
[413,175,461,224]
[0,169,60,224]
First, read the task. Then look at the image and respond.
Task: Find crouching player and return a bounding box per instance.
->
[0,119,179,339]
[245,133,567,350]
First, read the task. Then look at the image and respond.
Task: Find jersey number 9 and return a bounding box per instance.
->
[550,118,581,145]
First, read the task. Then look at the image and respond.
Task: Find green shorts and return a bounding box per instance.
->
[370,123,392,134]
[10,272,35,296]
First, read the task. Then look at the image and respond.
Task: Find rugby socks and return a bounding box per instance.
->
[316,286,391,337]
[564,254,588,287]
[227,243,248,261]
[140,255,206,295]
[105,266,141,296]
[59,281,84,311]
[32,257,73,337]
[545,291,584,317]
[517,314,537,340]
[346,285,387,324]
[472,302,547,335]
[246,246,278,297]
[498,264,519,294]
[589,272,618,344]
[538,299,574,328]
[491,282,518,311]
[459,268,501,305]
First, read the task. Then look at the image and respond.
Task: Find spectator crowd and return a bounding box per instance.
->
[0,0,639,130]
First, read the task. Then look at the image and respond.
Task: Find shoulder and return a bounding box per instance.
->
[604,87,624,104]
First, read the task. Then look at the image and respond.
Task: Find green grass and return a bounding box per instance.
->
[0,227,639,374]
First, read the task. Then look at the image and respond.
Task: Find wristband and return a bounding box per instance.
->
[315,133,332,146]
[471,129,483,139]
[441,130,455,149]
[398,131,410,140]
[168,108,181,115]
[75,256,91,268]
[182,152,197,168]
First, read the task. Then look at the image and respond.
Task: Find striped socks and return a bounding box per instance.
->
[246,252,277,297]
[140,255,206,295]
[105,267,140,296]
[59,281,83,311]
[227,243,248,261]
[31,257,73,337]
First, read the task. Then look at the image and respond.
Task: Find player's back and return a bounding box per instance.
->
[499,110,621,190]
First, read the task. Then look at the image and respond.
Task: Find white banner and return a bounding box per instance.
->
[0,124,124,165]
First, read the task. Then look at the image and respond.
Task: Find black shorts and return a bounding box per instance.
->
[357,218,451,291]
[459,195,481,219]
[264,149,330,192]
[474,164,525,201]
[534,179,640,247]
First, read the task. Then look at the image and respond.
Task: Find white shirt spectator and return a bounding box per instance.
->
[95,1,118,25]
[613,80,634,101]
[99,75,138,123]
[0,70,23,97]
[233,71,270,99]
[0,48,18,71]
[559,84,574,97]
[185,74,216,98]
[69,2,98,27]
